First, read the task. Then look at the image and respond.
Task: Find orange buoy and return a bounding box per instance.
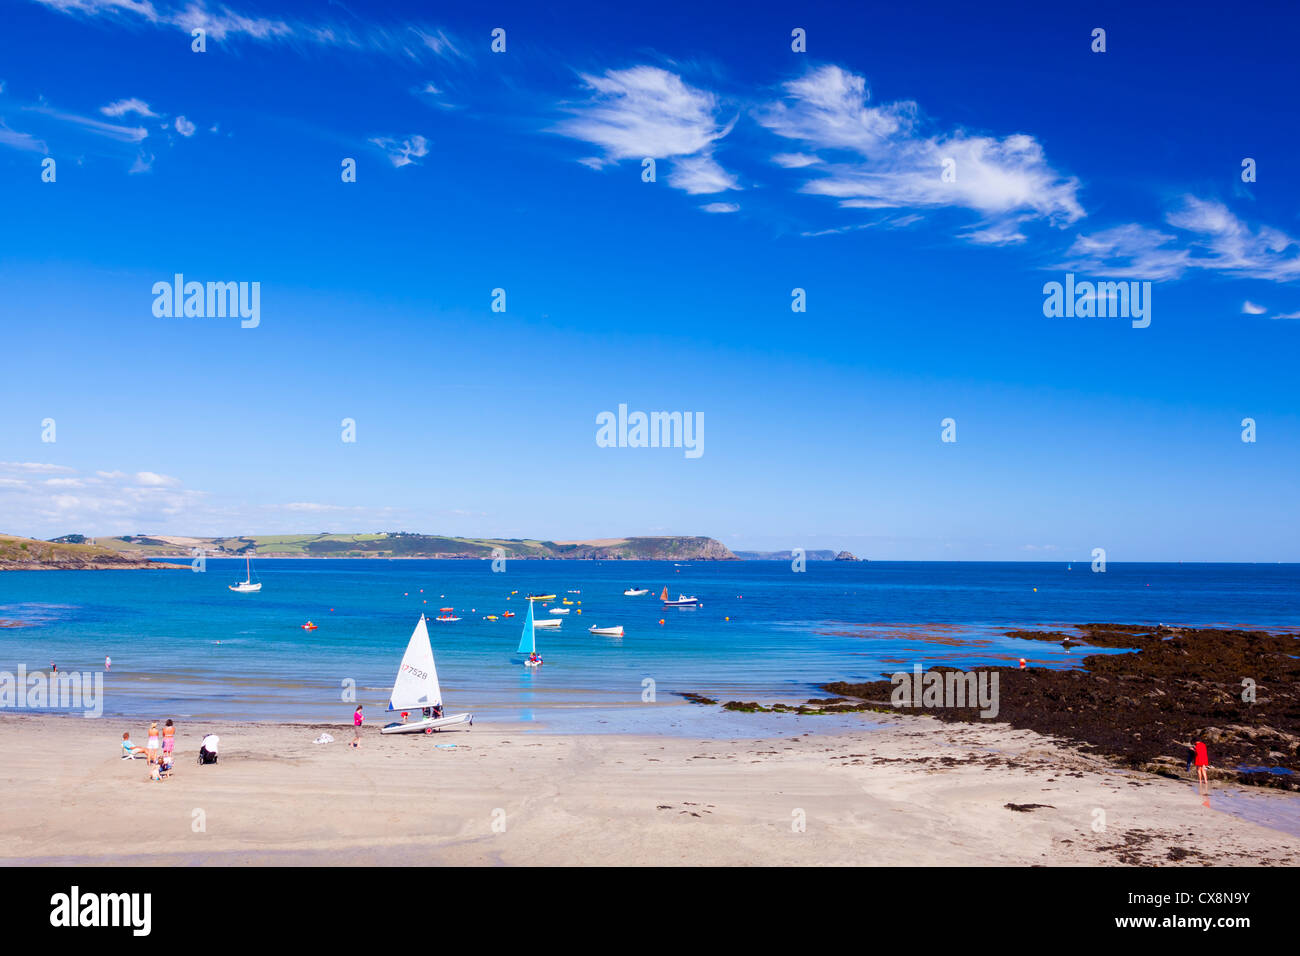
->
[659,618,665,626]
[1018,658,1026,669]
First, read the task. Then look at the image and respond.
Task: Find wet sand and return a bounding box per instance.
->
[1,712,1296,866]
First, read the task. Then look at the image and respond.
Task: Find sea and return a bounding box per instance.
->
[1,559,1297,735]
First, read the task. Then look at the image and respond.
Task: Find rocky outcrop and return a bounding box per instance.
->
[0,535,185,570]
[834,551,861,561]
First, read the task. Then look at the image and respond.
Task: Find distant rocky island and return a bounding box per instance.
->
[733,549,862,561]
[37,532,738,562]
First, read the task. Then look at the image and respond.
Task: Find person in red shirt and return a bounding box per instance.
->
[351,705,364,748]
[1194,740,1210,792]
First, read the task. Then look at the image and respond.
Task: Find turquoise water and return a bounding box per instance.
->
[1,559,1296,732]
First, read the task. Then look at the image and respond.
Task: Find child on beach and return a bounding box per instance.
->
[146,721,160,764]
[351,705,364,748]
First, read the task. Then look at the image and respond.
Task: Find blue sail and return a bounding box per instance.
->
[516,597,535,654]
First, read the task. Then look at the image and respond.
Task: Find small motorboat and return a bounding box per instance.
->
[484,615,499,621]
[435,608,460,622]
[548,607,570,615]
[589,625,624,636]
[301,621,318,630]
[660,587,700,607]
[533,618,561,629]
[623,588,649,596]
[527,593,556,602]
[502,611,516,618]
[566,590,581,594]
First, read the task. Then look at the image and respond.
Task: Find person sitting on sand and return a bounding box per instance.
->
[159,751,174,778]
[121,732,146,759]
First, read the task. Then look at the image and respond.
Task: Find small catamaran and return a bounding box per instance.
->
[381,615,472,734]
[518,598,542,666]
[228,553,261,593]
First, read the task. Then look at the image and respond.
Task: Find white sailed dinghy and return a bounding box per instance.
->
[381,615,472,734]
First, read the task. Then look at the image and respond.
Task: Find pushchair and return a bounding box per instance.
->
[198,733,219,765]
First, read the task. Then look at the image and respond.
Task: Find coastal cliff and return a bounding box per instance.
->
[0,535,184,570]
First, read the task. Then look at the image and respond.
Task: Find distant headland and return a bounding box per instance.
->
[31,532,740,563]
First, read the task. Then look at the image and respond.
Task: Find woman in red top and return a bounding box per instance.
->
[1194,740,1209,791]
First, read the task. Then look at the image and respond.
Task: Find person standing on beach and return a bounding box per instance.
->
[1194,740,1210,792]
[351,705,364,748]
[105,655,111,672]
[162,719,175,759]
[146,721,160,765]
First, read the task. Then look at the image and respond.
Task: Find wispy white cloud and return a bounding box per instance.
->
[1064,197,1300,283]
[1241,300,1267,315]
[555,66,739,197]
[0,118,47,153]
[772,152,820,169]
[129,149,154,173]
[135,471,180,487]
[759,65,1082,239]
[25,104,148,142]
[32,0,466,62]
[668,153,739,194]
[700,202,739,213]
[100,97,156,118]
[370,133,428,167]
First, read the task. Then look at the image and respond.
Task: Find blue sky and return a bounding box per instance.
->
[2,0,1298,559]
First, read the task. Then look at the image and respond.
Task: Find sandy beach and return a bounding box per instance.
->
[2,713,1296,866]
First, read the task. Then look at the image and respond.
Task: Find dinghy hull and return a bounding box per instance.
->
[380,713,472,734]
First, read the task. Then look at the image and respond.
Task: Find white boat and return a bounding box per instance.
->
[548,607,570,615]
[228,553,262,592]
[589,625,624,636]
[381,615,472,734]
[517,598,544,666]
[533,617,562,628]
[623,588,649,596]
[659,586,700,607]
